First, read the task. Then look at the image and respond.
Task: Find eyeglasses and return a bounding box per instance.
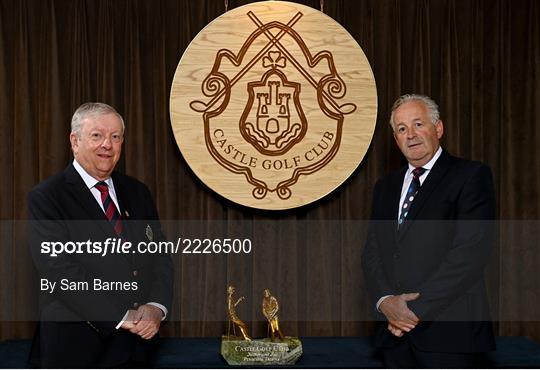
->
[87,132,124,144]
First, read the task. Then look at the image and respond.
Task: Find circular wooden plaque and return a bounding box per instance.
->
[170,1,377,210]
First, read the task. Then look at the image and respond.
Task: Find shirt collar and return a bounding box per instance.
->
[407,146,443,175]
[72,159,114,189]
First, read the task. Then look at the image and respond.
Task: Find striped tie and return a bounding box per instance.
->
[95,181,123,236]
[398,167,426,228]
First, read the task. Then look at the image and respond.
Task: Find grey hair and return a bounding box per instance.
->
[389,94,440,129]
[71,102,125,137]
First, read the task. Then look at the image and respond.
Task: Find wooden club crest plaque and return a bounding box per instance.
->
[170,1,377,210]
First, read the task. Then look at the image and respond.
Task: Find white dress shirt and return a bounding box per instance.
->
[397,146,443,221]
[73,160,121,213]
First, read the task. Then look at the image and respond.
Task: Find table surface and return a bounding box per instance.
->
[1,336,540,368]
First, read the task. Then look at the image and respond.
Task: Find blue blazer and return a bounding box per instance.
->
[28,164,173,367]
[362,150,495,353]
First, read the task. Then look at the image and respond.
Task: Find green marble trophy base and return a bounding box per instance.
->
[221,335,303,366]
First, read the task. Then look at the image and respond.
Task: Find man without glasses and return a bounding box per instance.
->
[362,94,495,368]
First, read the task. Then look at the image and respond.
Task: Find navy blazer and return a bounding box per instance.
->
[362,150,495,353]
[28,164,173,367]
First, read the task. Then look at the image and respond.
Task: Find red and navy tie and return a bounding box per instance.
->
[398,167,426,228]
[95,181,123,236]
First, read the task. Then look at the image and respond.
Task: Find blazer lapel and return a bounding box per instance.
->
[111,172,141,266]
[391,168,407,222]
[397,150,453,240]
[111,172,135,242]
[111,172,128,216]
[386,167,407,245]
[64,164,116,237]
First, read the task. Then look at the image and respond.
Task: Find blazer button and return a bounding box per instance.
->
[393,253,400,260]
[132,270,138,277]
[133,302,139,308]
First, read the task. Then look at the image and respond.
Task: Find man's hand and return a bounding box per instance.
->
[120,309,141,330]
[129,304,164,340]
[379,293,420,333]
[388,322,404,337]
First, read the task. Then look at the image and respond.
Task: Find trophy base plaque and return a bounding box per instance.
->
[221,335,303,366]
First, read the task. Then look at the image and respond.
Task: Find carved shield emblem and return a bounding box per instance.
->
[240,66,307,156]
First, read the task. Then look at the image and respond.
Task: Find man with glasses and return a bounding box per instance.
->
[28,103,172,367]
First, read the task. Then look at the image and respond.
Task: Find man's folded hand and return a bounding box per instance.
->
[120,309,141,330]
[128,304,164,340]
[379,292,420,334]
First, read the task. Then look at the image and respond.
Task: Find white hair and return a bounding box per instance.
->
[71,102,125,137]
[389,94,440,129]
